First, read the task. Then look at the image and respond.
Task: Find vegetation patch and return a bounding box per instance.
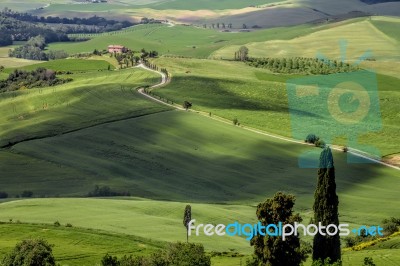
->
[0,67,71,93]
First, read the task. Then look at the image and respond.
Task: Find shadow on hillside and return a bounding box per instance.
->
[161,75,322,119]
[3,110,398,209]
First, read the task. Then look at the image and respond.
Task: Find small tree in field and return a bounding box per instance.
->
[183,205,192,243]
[183,101,192,111]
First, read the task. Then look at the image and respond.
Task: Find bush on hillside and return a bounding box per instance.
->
[315,139,326,148]
[87,185,130,197]
[0,191,8,198]
[101,242,210,266]
[1,239,56,266]
[305,134,319,144]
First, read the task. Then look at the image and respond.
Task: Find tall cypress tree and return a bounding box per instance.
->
[313,147,341,263]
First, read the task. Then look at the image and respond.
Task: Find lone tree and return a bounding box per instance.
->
[2,239,56,266]
[249,192,309,266]
[183,204,192,243]
[313,147,341,263]
[183,101,192,111]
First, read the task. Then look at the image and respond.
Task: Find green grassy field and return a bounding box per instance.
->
[0,198,399,265]
[0,222,164,266]
[48,23,320,58]
[138,0,283,10]
[211,18,400,61]
[1,109,399,224]
[150,57,400,156]
[0,64,167,148]
[15,58,115,72]
[1,4,399,265]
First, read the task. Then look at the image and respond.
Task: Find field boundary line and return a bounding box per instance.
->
[137,64,400,171]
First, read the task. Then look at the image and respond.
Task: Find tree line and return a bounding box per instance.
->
[0,67,71,93]
[0,8,135,46]
[9,36,68,61]
[246,57,359,74]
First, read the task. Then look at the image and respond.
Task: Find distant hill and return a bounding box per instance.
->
[360,0,400,4]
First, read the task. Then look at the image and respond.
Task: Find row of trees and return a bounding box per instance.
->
[0,8,139,47]
[247,57,359,74]
[0,67,71,93]
[246,147,341,265]
[9,36,68,61]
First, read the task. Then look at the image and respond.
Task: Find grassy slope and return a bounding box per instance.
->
[0,198,399,265]
[211,18,400,61]
[0,223,164,266]
[151,57,400,156]
[0,47,42,68]
[138,0,283,10]
[16,58,115,72]
[1,110,399,223]
[48,23,319,58]
[0,198,255,254]
[0,65,168,147]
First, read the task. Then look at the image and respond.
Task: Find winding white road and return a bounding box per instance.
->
[136,64,400,171]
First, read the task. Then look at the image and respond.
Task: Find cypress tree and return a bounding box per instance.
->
[313,147,341,263]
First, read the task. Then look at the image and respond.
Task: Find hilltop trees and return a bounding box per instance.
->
[313,147,341,263]
[183,205,192,243]
[248,192,309,266]
[2,239,56,266]
[234,46,249,61]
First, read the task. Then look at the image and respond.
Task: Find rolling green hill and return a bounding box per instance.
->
[48,23,318,57]
[0,222,164,266]
[0,63,168,148]
[150,57,400,156]
[211,18,400,61]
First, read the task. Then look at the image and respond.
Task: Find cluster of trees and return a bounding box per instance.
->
[9,36,68,61]
[110,48,158,69]
[0,67,71,93]
[101,242,211,266]
[234,46,249,61]
[0,8,133,43]
[305,133,326,148]
[141,17,165,24]
[247,57,359,74]
[247,147,341,266]
[87,185,131,197]
[1,239,56,266]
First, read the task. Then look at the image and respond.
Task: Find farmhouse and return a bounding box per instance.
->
[108,45,127,53]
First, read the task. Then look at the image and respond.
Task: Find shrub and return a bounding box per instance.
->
[1,239,55,266]
[65,223,73,228]
[101,254,119,266]
[0,191,8,198]
[363,257,376,266]
[342,146,348,152]
[233,117,239,125]
[383,221,398,236]
[305,134,319,144]
[54,221,61,227]
[21,190,33,198]
[311,258,342,266]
